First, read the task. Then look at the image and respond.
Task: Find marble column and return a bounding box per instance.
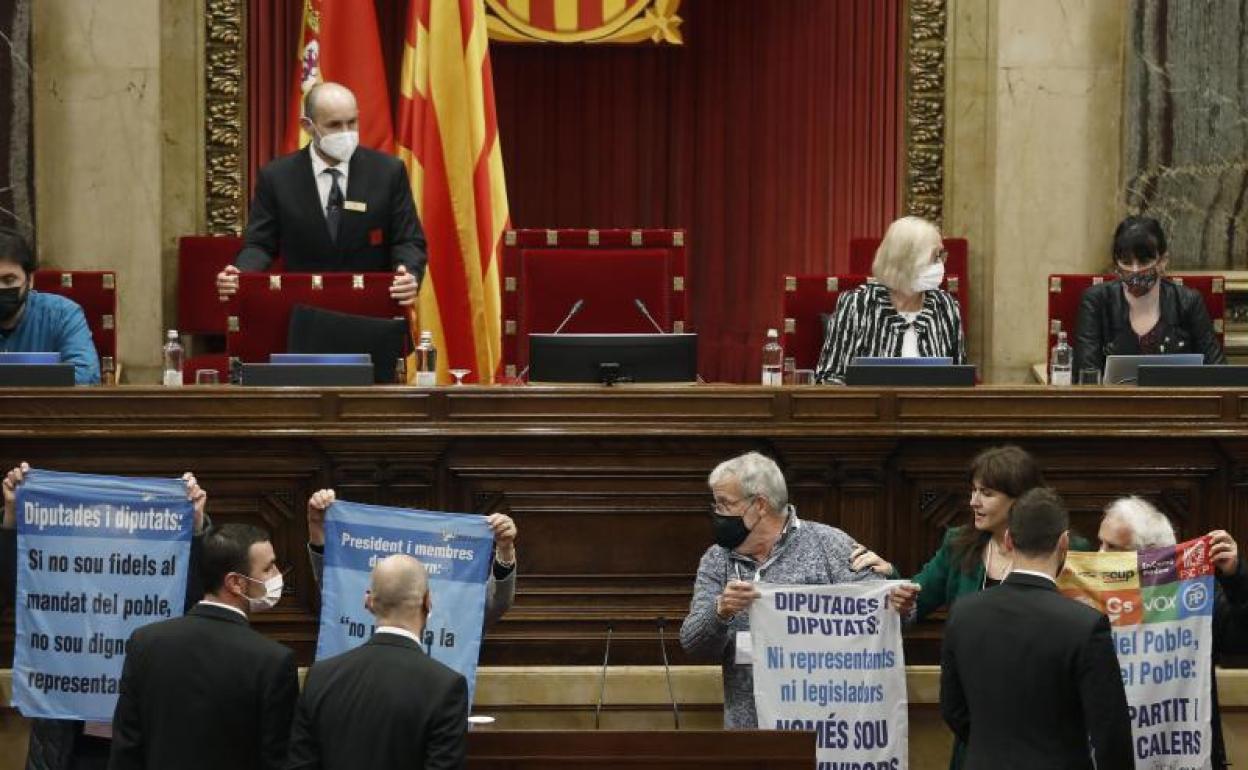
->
[0,0,32,234]
[946,0,1128,382]
[32,0,200,382]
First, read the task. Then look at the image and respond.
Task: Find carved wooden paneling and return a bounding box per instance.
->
[1,387,1247,666]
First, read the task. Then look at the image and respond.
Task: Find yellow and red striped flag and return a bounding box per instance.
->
[397,0,508,384]
[284,0,395,154]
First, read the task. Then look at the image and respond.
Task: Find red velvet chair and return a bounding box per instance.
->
[226,272,405,370]
[500,228,689,380]
[32,270,117,369]
[177,235,242,335]
[781,275,870,371]
[1046,274,1225,351]
[782,271,968,371]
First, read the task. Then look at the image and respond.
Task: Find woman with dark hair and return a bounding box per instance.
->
[1074,215,1225,375]
[850,445,1092,769]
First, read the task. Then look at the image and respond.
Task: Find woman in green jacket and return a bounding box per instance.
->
[851,445,1091,769]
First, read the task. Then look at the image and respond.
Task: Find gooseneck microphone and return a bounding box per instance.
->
[657,616,681,729]
[594,620,614,730]
[518,298,586,381]
[633,298,665,334]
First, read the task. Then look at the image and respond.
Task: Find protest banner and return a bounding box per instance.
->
[13,470,193,720]
[1059,537,1215,769]
[318,500,493,698]
[751,581,908,770]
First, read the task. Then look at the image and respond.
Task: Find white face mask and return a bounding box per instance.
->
[316,129,359,164]
[238,573,283,612]
[912,261,944,293]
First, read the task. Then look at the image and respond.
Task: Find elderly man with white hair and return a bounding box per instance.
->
[1096,496,1248,770]
[680,451,918,728]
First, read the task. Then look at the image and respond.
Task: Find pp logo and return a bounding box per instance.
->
[1182,582,1210,613]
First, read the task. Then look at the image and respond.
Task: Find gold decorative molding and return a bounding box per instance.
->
[205,0,246,235]
[904,0,946,225]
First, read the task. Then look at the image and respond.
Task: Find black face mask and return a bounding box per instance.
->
[711,510,753,550]
[0,286,26,324]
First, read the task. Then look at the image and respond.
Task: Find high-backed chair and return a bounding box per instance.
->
[782,272,967,371]
[1046,274,1225,351]
[177,235,242,336]
[500,228,689,380]
[226,272,405,373]
[32,270,117,369]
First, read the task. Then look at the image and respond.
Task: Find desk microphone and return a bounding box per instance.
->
[633,298,666,334]
[518,299,585,381]
[657,616,681,729]
[594,620,614,729]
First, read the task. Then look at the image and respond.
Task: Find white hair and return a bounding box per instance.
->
[708,452,788,514]
[1103,496,1176,549]
[871,216,943,293]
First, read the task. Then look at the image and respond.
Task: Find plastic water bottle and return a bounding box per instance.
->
[761,328,783,386]
[1049,331,1072,386]
[162,330,184,387]
[414,330,437,387]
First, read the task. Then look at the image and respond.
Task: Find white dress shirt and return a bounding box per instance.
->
[1010,568,1057,585]
[374,625,423,645]
[198,598,248,619]
[310,148,349,219]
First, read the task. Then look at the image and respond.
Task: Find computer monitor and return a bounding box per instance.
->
[0,352,60,364]
[1137,365,1248,387]
[240,363,374,386]
[843,364,975,387]
[528,333,698,384]
[1102,354,1202,385]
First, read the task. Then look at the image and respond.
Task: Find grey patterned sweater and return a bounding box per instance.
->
[679,513,883,728]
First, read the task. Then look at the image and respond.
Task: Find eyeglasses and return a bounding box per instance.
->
[932,247,948,264]
[710,496,754,515]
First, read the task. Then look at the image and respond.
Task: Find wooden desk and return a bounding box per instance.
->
[2,385,1246,666]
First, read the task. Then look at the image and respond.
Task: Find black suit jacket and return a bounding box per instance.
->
[108,603,298,770]
[286,631,469,770]
[940,572,1133,770]
[1074,278,1226,374]
[237,146,428,280]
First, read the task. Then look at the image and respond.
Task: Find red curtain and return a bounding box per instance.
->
[247,0,901,382]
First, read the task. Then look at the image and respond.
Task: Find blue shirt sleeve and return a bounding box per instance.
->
[53,301,101,385]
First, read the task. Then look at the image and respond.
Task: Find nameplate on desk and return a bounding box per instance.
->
[240,363,374,386]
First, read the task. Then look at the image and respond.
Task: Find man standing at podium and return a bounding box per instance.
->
[216,82,427,306]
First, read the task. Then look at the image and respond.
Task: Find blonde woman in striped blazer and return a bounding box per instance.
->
[815,216,965,384]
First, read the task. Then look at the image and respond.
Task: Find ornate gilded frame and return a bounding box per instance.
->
[203,1,947,233]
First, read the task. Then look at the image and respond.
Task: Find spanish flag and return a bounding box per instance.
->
[397,0,507,385]
[283,0,395,153]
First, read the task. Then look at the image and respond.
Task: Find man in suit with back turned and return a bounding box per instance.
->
[286,554,469,770]
[108,523,298,770]
[940,487,1133,770]
[216,81,427,306]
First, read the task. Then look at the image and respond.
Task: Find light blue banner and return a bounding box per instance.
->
[318,501,493,700]
[13,470,193,720]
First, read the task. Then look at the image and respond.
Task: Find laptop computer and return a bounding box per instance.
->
[1102,354,1202,385]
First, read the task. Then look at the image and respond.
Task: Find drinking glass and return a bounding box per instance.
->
[195,369,220,386]
[449,368,472,386]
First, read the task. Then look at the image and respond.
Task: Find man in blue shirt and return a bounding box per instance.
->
[0,227,100,385]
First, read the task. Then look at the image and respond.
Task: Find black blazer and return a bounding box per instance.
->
[940,572,1133,770]
[108,603,298,770]
[287,631,469,770]
[237,146,428,281]
[1074,278,1225,374]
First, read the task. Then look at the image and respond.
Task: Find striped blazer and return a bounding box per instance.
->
[814,281,965,384]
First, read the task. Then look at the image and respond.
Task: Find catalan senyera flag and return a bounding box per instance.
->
[397,0,508,384]
[283,0,395,154]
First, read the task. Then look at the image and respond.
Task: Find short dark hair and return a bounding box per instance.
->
[200,523,270,593]
[1008,487,1069,557]
[0,227,35,275]
[1112,215,1167,265]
